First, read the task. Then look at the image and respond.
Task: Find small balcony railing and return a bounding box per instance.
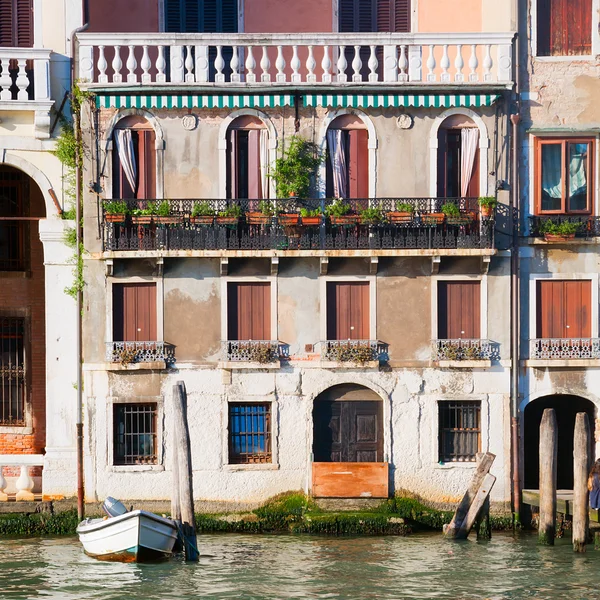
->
[530,338,600,360]
[320,339,387,363]
[76,32,514,87]
[0,48,51,103]
[222,340,285,363]
[102,198,494,252]
[106,341,176,364]
[433,339,498,361]
[529,216,600,240]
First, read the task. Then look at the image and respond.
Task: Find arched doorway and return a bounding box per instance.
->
[312,384,387,498]
[523,395,596,489]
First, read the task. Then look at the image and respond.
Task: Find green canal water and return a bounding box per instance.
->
[1,532,600,599]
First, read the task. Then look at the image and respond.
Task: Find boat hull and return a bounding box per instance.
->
[77,510,178,562]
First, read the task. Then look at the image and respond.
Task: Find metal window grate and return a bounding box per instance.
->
[228,403,272,464]
[0,168,27,271]
[0,317,26,426]
[438,401,481,462]
[113,403,158,465]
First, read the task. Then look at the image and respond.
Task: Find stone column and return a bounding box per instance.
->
[39,218,78,498]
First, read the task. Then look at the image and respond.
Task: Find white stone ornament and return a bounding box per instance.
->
[182,114,198,131]
[0,467,7,501]
[397,114,413,130]
[15,466,35,502]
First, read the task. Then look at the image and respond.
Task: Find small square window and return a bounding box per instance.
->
[438,401,481,462]
[113,403,158,465]
[228,403,272,464]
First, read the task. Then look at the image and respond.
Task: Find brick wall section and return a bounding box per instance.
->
[0,177,46,456]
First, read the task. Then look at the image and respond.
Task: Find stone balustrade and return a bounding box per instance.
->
[76,32,515,87]
[0,48,51,103]
[0,455,44,501]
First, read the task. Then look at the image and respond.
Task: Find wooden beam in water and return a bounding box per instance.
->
[539,408,557,546]
[573,412,591,553]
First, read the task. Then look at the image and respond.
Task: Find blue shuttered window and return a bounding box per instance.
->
[228,403,272,464]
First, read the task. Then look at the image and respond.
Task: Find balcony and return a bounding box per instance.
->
[529,216,600,242]
[530,338,600,360]
[432,339,498,367]
[101,198,495,255]
[320,339,387,364]
[76,32,514,89]
[222,340,285,363]
[106,341,176,365]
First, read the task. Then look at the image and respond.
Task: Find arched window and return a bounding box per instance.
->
[326,115,368,199]
[226,116,269,199]
[112,116,156,200]
[437,115,479,198]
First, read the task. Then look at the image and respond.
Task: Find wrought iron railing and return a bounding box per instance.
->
[433,339,498,361]
[106,341,176,364]
[528,216,600,239]
[102,198,494,252]
[320,340,387,363]
[530,338,600,360]
[222,340,285,363]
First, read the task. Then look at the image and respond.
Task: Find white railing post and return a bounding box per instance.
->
[383,45,397,82]
[306,45,316,83]
[291,45,301,83]
[245,45,256,83]
[0,58,12,100]
[156,45,166,82]
[214,45,225,82]
[141,45,151,83]
[33,55,50,100]
[112,45,123,83]
[275,45,286,82]
[468,44,478,82]
[454,44,464,82]
[195,45,209,82]
[97,45,107,83]
[440,44,450,82]
[170,45,184,83]
[260,46,271,82]
[0,467,7,502]
[351,45,362,82]
[15,466,34,501]
[368,45,378,82]
[398,44,408,82]
[126,45,138,83]
[497,43,512,82]
[15,59,29,100]
[426,44,436,82]
[231,46,241,83]
[337,46,348,82]
[321,45,332,83]
[78,44,94,82]
[483,44,493,82]
[408,45,422,82]
[184,45,194,82]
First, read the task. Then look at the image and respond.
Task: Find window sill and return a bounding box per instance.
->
[109,464,164,473]
[436,360,492,369]
[528,237,600,245]
[534,55,595,62]
[0,426,33,435]
[223,463,279,472]
[218,361,281,370]
[103,361,168,371]
[316,360,380,370]
[524,359,600,368]
[434,461,478,469]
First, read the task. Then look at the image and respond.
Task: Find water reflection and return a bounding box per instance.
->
[2,533,600,599]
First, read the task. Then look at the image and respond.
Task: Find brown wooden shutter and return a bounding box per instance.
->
[348,129,369,199]
[466,147,480,198]
[227,129,238,199]
[538,0,591,56]
[327,282,370,340]
[113,283,157,342]
[247,129,261,199]
[0,0,32,47]
[137,129,156,200]
[228,283,270,340]
[537,280,591,338]
[376,0,410,32]
[437,129,449,198]
[438,281,481,339]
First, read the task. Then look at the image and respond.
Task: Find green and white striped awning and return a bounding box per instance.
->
[96,94,295,109]
[303,94,500,108]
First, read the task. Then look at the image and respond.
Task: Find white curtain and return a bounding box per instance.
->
[115,129,137,193]
[327,129,347,199]
[460,128,479,197]
[259,129,269,199]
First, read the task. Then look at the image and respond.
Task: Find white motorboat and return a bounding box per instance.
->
[77,497,179,562]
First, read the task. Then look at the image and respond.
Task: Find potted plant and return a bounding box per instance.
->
[271,135,323,199]
[387,201,415,224]
[539,220,580,241]
[359,207,385,225]
[104,200,129,224]
[462,345,482,360]
[247,200,276,225]
[422,203,446,225]
[478,196,497,218]
[190,201,215,225]
[216,204,242,226]
[153,200,180,225]
[443,202,474,226]
[300,207,323,226]
[131,203,154,225]
[326,199,358,225]
[278,211,300,226]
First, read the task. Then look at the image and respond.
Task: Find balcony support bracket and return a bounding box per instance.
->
[156,257,164,277]
[431,256,441,275]
[271,257,279,276]
[220,257,229,276]
[369,256,379,275]
[320,257,329,276]
[105,258,113,277]
[481,256,491,274]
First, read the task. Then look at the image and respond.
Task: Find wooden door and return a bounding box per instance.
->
[438,281,481,339]
[348,129,369,199]
[327,282,370,340]
[228,282,271,340]
[113,283,157,342]
[0,0,33,47]
[313,400,383,462]
[537,280,591,338]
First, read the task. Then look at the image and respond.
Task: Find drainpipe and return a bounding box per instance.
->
[510,0,522,525]
[69,0,89,522]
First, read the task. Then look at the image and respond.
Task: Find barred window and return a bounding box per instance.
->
[0,317,26,426]
[438,401,481,462]
[113,403,157,465]
[228,403,271,464]
[0,167,27,271]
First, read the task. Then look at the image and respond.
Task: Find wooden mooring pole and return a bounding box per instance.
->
[573,412,591,553]
[173,381,199,561]
[539,408,557,545]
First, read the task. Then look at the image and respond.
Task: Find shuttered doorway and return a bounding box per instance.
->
[227,282,271,340]
[113,283,157,342]
[438,281,481,339]
[326,281,370,340]
[536,280,591,338]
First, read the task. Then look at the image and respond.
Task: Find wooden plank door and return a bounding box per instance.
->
[313,400,383,462]
[348,129,369,199]
[327,282,370,340]
[228,282,271,340]
[537,280,591,338]
[438,281,481,339]
[113,283,157,342]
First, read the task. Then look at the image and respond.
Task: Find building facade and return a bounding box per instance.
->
[75,0,517,508]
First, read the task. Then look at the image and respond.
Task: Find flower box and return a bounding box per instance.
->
[154,216,182,225]
[246,212,272,225]
[387,211,413,224]
[330,215,359,225]
[216,216,239,226]
[421,213,445,225]
[301,216,322,226]
[544,233,576,242]
[480,205,494,218]
[446,213,475,226]
[190,215,214,225]
[131,215,153,225]
[105,213,127,224]
[278,213,300,226]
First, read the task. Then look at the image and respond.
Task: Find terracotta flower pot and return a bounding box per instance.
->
[190,215,214,225]
[544,233,575,242]
[421,213,445,225]
[278,213,300,226]
[387,211,414,224]
[216,216,239,226]
[131,215,153,225]
[154,216,182,225]
[301,216,321,226]
[105,213,127,224]
[446,213,475,226]
[480,205,494,218]
[246,212,271,225]
[330,215,359,225]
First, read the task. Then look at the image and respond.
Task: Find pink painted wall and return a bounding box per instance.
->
[417,0,481,32]
[88,0,159,33]
[244,0,333,33]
